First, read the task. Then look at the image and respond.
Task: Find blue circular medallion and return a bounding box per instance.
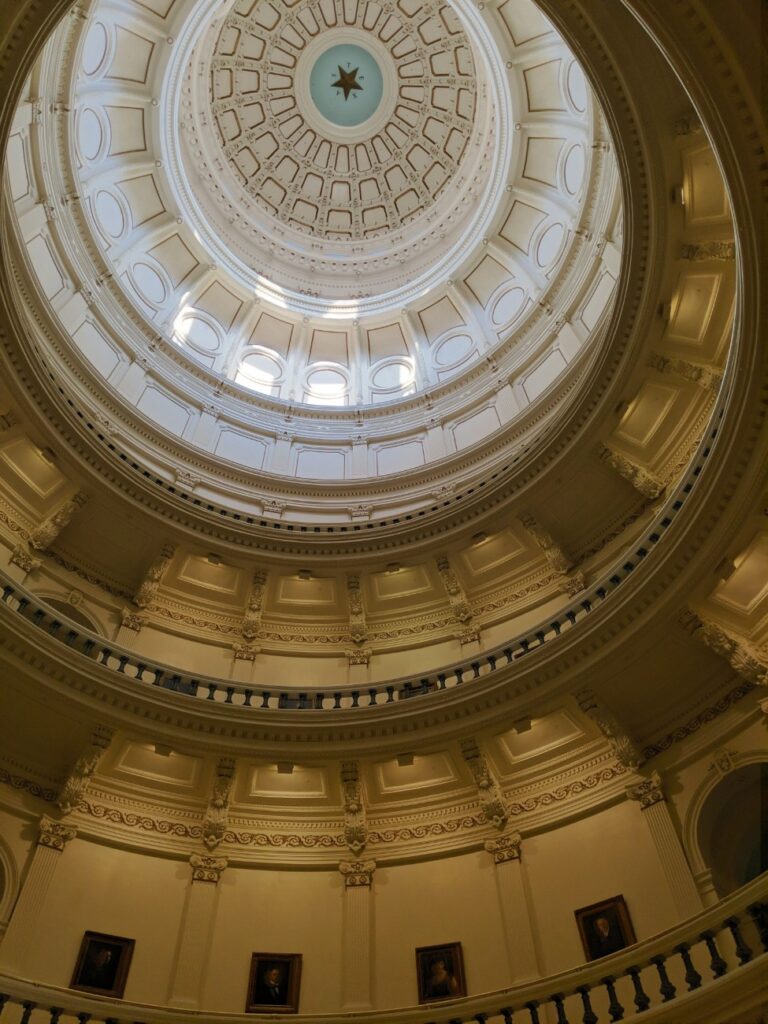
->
[309,43,383,128]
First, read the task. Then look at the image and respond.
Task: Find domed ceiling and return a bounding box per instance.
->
[33,0,618,426]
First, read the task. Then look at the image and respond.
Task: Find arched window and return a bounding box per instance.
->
[697,762,768,897]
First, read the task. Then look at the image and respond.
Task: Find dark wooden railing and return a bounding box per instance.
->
[0,877,765,1023]
[0,417,719,712]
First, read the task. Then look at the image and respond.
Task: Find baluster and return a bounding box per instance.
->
[576,984,598,1024]
[650,954,676,1001]
[76,1014,91,1024]
[386,686,395,702]
[525,1000,540,1024]
[501,1008,514,1024]
[243,689,253,707]
[20,1004,36,1024]
[455,667,464,684]
[471,661,480,678]
[673,942,702,990]
[747,902,768,951]
[699,929,728,977]
[262,691,271,709]
[351,690,360,707]
[314,693,324,709]
[368,688,377,706]
[49,1010,63,1024]
[333,692,342,709]
[503,647,514,663]
[153,669,164,687]
[206,683,217,700]
[487,654,497,669]
[224,686,234,704]
[135,663,146,680]
[724,916,753,964]
[602,975,624,1021]
[0,993,8,1015]
[626,965,651,1011]
[437,674,447,689]
[99,646,112,665]
[474,1014,489,1024]
[551,992,570,1023]
[117,655,129,672]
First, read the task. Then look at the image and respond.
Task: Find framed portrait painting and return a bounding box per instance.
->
[70,931,135,998]
[575,895,637,961]
[416,942,467,1003]
[245,952,302,1014]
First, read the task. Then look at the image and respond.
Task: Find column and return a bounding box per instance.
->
[168,854,227,1008]
[485,833,542,983]
[626,773,703,918]
[339,860,376,1010]
[0,816,77,974]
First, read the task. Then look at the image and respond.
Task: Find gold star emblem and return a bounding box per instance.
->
[332,65,363,101]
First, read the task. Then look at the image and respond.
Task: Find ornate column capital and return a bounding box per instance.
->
[484,831,522,864]
[341,761,368,854]
[38,815,77,851]
[202,757,235,850]
[626,771,665,809]
[575,687,642,769]
[57,725,114,814]
[339,859,376,887]
[189,853,228,883]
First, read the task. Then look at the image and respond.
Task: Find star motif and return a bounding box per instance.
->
[332,65,363,101]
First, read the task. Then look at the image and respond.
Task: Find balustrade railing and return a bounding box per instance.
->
[0,876,765,1024]
[0,415,720,712]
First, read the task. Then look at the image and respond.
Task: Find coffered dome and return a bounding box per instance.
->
[36,0,618,423]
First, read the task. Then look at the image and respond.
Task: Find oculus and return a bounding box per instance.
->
[309,43,383,127]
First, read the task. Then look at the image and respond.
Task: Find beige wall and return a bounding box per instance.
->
[524,800,679,975]
[0,795,684,1010]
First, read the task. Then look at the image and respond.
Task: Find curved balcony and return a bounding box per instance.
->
[0,405,717,713]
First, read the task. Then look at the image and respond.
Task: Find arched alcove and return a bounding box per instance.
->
[697,763,768,898]
[41,598,101,635]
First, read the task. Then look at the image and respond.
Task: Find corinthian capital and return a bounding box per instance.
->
[626,771,665,809]
[190,853,228,883]
[38,815,77,851]
[339,859,376,887]
[484,832,522,864]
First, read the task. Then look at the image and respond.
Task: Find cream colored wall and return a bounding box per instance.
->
[202,867,344,1012]
[25,840,187,1004]
[524,800,679,974]
[374,850,509,1005]
[0,795,685,1010]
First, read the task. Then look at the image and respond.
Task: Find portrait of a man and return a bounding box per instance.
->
[575,895,637,962]
[70,931,135,998]
[245,952,302,1013]
[415,942,467,1003]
